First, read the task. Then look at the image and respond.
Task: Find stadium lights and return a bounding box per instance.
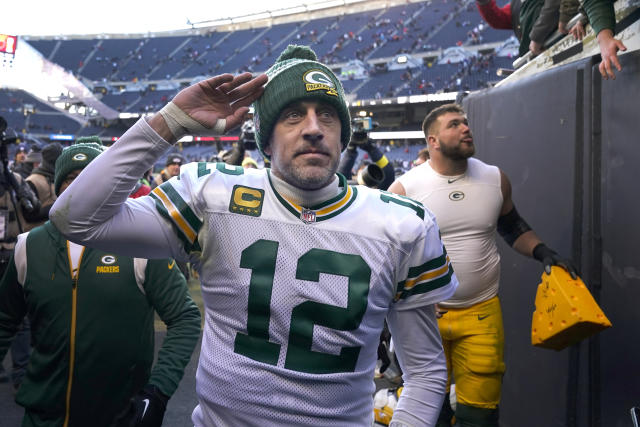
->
[49,134,74,141]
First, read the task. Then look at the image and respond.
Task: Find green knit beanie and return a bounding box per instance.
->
[54,136,105,195]
[253,45,351,159]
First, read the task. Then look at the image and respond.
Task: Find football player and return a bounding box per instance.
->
[51,45,458,426]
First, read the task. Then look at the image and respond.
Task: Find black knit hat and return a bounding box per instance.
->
[54,136,104,195]
[253,45,351,159]
[165,153,186,166]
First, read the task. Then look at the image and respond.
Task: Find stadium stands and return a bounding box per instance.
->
[7,0,515,140]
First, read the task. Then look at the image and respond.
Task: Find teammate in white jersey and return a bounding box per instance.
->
[389,104,577,427]
[50,45,458,426]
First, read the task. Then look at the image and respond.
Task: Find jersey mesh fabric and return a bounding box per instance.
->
[152,164,455,425]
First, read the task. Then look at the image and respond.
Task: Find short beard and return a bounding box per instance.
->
[272,158,339,191]
[440,142,475,160]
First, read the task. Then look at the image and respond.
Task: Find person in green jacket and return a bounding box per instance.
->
[0,137,201,427]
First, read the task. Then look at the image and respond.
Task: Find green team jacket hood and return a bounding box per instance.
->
[0,222,201,427]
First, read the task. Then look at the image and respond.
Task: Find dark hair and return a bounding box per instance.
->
[422,103,466,137]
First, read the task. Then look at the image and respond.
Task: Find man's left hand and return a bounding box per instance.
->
[529,40,544,56]
[115,384,169,427]
[532,244,578,279]
[597,29,627,80]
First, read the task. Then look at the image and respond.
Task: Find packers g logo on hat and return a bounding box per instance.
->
[73,153,88,161]
[303,70,338,96]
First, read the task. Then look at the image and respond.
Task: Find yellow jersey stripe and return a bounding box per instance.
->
[316,186,353,216]
[403,257,451,290]
[151,187,197,242]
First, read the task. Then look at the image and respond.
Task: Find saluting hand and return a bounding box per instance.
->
[173,73,268,133]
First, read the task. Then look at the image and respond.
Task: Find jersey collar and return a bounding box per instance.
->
[267,171,358,223]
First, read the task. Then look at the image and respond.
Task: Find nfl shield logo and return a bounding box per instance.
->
[300,208,317,224]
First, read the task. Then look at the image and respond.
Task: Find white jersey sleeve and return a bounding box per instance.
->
[50,118,184,259]
[386,192,457,311]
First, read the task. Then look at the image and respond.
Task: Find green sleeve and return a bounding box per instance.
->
[143,259,201,397]
[0,257,28,361]
[582,0,616,35]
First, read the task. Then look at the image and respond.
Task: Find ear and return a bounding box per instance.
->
[427,135,438,149]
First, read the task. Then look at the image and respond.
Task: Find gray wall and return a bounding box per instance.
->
[462,51,640,427]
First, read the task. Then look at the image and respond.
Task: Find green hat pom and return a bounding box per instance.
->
[276,45,318,62]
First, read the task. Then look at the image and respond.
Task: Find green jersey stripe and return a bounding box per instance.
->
[150,194,202,253]
[157,182,203,234]
[395,265,454,300]
[406,247,448,279]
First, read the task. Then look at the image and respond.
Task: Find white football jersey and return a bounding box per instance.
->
[149,162,456,425]
[397,158,503,308]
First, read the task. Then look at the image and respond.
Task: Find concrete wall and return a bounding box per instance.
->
[462,50,640,427]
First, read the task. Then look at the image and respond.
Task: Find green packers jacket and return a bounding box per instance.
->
[0,222,201,427]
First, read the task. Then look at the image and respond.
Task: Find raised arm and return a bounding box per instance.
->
[50,73,267,259]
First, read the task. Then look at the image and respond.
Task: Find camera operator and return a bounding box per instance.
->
[24,143,63,231]
[210,111,257,166]
[0,117,41,390]
[338,118,395,190]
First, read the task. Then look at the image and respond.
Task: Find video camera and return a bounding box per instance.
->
[351,117,377,143]
[240,118,257,151]
[0,116,19,145]
[0,116,39,215]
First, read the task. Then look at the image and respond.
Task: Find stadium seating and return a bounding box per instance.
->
[7,0,516,139]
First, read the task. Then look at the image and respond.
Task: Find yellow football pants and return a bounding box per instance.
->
[438,296,505,409]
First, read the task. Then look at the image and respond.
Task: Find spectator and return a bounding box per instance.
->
[389,104,576,426]
[13,148,41,180]
[50,45,458,426]
[0,142,42,381]
[154,152,185,187]
[413,147,430,167]
[11,144,30,178]
[475,0,626,78]
[241,156,258,169]
[0,139,201,427]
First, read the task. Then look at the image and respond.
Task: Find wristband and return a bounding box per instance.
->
[159,102,226,139]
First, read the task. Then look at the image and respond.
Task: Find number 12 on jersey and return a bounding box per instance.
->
[234,239,372,374]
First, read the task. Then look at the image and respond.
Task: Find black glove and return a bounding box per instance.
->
[16,181,40,214]
[532,243,578,279]
[115,384,169,427]
[350,135,375,151]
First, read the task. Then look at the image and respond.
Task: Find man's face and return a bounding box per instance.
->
[59,169,82,194]
[15,151,26,164]
[265,100,342,190]
[431,112,474,160]
[166,163,181,177]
